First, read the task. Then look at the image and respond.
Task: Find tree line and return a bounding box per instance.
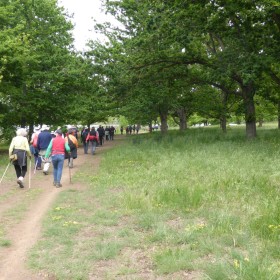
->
[1,0,280,139]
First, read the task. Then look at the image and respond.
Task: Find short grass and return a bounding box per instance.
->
[10,126,280,279]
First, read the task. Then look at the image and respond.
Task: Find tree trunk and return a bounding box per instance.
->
[220,116,227,133]
[278,101,280,129]
[159,110,168,133]
[177,108,187,131]
[220,91,227,133]
[243,84,257,139]
[28,124,34,141]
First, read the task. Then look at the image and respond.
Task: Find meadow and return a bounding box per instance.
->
[2,126,280,279]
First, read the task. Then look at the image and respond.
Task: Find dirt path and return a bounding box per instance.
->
[0,136,123,280]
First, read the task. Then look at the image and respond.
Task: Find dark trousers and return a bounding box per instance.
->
[99,136,104,145]
[14,165,27,178]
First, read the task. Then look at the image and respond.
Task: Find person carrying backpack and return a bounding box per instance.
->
[81,127,89,154]
[44,129,70,188]
[66,129,78,168]
[30,127,42,170]
[37,125,52,175]
[97,125,105,146]
[86,127,99,155]
[8,128,32,188]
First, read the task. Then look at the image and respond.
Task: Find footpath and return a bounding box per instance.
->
[0,136,123,280]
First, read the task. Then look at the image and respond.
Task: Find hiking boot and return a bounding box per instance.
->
[43,171,48,175]
[17,179,24,188]
[53,181,56,186]
[56,183,62,188]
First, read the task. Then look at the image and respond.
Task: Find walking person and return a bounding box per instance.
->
[44,129,70,188]
[30,127,42,170]
[86,127,99,155]
[97,125,105,146]
[105,126,110,141]
[66,128,78,168]
[109,126,116,140]
[136,124,141,134]
[81,127,89,154]
[8,128,32,188]
[37,125,52,175]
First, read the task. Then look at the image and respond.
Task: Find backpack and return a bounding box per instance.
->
[88,131,97,141]
[82,130,88,141]
[67,136,76,150]
[32,133,38,147]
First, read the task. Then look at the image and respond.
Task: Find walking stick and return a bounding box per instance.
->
[29,158,31,188]
[0,161,11,184]
[34,158,38,174]
[69,164,72,184]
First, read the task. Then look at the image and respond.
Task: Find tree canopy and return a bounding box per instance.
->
[1,0,280,139]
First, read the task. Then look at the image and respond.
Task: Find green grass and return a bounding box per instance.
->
[23,126,280,279]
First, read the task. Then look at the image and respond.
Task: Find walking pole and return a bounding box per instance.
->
[34,158,38,174]
[29,159,31,189]
[0,161,11,184]
[69,164,72,184]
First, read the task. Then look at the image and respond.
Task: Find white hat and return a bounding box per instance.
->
[41,124,49,130]
[16,128,27,137]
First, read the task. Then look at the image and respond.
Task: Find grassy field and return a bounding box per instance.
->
[2,126,280,279]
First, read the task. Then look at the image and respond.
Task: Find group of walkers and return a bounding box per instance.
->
[80,125,116,154]
[125,124,141,135]
[7,124,117,189]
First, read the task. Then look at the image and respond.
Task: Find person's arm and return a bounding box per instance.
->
[44,139,53,158]
[37,135,41,150]
[65,141,70,152]
[8,138,15,156]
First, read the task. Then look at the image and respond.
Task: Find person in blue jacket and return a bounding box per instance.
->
[37,125,53,175]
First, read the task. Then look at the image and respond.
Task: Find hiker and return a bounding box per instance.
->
[97,125,105,146]
[136,124,141,134]
[86,127,99,155]
[8,128,32,188]
[109,126,116,140]
[44,129,70,188]
[81,127,89,154]
[30,127,42,170]
[105,126,110,140]
[120,126,124,135]
[37,125,52,175]
[66,128,78,168]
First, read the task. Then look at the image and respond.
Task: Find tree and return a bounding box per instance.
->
[0,0,75,138]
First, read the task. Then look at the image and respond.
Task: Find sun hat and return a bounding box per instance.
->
[41,124,49,130]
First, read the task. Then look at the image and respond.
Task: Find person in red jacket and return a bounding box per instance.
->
[86,127,99,155]
[45,129,70,188]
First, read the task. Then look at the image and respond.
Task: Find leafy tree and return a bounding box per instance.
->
[0,0,74,138]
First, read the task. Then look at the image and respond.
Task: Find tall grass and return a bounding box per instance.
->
[28,127,280,279]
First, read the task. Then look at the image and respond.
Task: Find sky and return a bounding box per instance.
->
[58,0,111,51]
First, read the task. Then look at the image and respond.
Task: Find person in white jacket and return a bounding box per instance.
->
[8,128,31,188]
